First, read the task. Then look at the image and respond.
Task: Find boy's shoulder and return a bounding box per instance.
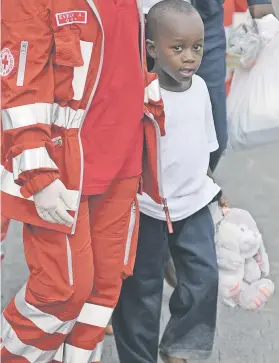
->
[192,74,208,92]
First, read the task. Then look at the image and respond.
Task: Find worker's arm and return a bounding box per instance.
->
[1,0,59,198]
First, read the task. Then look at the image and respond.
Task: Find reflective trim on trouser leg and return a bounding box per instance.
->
[53,343,64,362]
[77,303,113,328]
[14,284,76,334]
[63,341,103,363]
[1,316,58,362]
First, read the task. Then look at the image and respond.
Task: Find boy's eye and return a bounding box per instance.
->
[173,45,183,52]
[193,44,203,51]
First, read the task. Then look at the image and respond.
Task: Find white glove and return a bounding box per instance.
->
[33,179,75,226]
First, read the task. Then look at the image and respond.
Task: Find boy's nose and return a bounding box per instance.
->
[181,50,195,63]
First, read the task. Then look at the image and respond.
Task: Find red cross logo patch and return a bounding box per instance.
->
[0,48,15,77]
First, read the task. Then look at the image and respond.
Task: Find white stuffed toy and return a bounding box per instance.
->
[210,203,274,311]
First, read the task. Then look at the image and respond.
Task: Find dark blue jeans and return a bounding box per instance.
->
[113,206,218,362]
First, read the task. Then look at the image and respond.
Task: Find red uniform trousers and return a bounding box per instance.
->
[1,176,140,363]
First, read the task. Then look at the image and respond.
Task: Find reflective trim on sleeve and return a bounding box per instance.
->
[2,103,85,131]
[12,147,58,181]
[1,316,58,362]
[144,78,161,103]
[72,41,94,101]
[1,103,52,131]
[77,303,113,328]
[53,104,85,129]
[0,165,79,210]
[64,341,103,363]
[14,284,76,335]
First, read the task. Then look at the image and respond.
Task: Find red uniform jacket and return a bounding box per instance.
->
[1,0,166,234]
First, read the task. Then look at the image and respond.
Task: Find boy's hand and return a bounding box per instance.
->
[218,194,229,209]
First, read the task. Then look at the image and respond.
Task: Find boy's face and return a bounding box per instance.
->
[148,12,204,83]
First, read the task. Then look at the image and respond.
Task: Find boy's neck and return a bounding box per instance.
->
[153,64,192,92]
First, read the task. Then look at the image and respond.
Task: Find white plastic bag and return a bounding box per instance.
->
[227,20,263,70]
[227,14,279,151]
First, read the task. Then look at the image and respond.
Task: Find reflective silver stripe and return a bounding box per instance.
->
[53,104,85,129]
[72,1,105,236]
[0,165,79,211]
[144,78,161,103]
[66,236,74,286]
[72,41,94,101]
[14,284,76,335]
[64,341,103,363]
[53,343,64,362]
[12,147,58,181]
[1,103,52,131]
[124,201,137,265]
[136,0,145,73]
[1,103,85,131]
[1,316,58,362]
[77,303,113,328]
[17,41,28,87]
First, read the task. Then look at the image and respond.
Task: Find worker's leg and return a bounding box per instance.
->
[1,216,10,262]
[1,197,93,362]
[1,216,10,242]
[63,176,140,363]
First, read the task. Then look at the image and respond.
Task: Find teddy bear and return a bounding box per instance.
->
[209,203,274,311]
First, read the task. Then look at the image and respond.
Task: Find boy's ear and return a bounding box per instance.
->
[146,39,156,59]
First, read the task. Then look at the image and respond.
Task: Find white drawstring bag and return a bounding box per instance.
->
[227,14,279,151]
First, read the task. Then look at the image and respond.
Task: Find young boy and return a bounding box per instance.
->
[113,1,221,363]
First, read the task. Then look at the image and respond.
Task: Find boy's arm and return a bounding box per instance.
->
[1,0,59,198]
[247,0,276,18]
[207,167,229,208]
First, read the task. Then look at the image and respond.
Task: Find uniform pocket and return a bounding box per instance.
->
[122,199,140,278]
[54,32,93,101]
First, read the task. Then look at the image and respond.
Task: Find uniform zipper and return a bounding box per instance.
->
[146,111,173,234]
[162,198,174,234]
[124,200,137,265]
[71,0,105,235]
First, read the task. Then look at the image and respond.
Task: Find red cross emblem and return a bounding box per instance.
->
[1,48,15,77]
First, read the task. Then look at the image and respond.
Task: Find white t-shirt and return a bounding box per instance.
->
[139,75,221,221]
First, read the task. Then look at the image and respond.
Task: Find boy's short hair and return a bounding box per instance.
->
[146,0,198,40]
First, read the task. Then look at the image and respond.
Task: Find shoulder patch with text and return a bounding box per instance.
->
[56,11,87,27]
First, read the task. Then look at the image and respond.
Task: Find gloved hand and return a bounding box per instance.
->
[33,179,75,226]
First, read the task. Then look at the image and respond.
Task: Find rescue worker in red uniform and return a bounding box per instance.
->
[0,1,166,362]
